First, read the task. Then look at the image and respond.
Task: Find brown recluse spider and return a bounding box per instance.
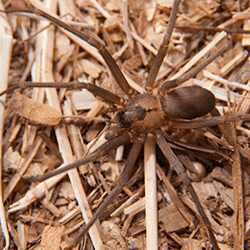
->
[1,0,249,249]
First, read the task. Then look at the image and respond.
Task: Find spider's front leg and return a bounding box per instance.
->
[3,7,133,96]
[0,81,125,106]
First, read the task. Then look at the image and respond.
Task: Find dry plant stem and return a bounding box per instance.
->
[122,0,134,50]
[204,70,250,92]
[0,2,12,249]
[145,0,181,91]
[8,172,68,213]
[171,31,227,80]
[3,135,44,201]
[88,0,110,19]
[111,184,144,217]
[66,134,145,250]
[144,134,157,250]
[155,130,220,250]
[229,123,244,249]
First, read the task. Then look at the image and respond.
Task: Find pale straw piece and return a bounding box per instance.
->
[144,133,158,250]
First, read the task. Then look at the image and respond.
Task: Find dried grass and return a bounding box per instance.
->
[1,0,250,249]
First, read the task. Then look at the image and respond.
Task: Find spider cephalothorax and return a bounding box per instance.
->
[115,93,164,133]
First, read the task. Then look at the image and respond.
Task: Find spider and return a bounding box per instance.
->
[1,0,250,249]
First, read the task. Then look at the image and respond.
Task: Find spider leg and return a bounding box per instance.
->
[159,41,231,95]
[0,81,125,106]
[145,0,181,92]
[32,132,131,182]
[65,134,146,250]
[155,129,220,250]
[3,8,133,96]
[170,113,250,129]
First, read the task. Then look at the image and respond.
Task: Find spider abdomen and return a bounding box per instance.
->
[115,94,164,133]
[161,86,215,119]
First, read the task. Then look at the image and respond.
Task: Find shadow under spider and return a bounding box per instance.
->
[1,0,249,249]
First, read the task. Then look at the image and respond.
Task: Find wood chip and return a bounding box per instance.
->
[41,225,64,250]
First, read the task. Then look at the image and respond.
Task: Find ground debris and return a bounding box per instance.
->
[1,0,250,249]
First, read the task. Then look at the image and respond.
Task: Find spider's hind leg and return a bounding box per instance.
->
[155,129,220,250]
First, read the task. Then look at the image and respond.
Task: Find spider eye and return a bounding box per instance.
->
[161,86,215,119]
[115,106,147,128]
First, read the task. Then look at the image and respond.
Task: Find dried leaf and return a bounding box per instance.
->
[8,92,61,126]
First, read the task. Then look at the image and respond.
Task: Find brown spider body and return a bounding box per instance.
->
[115,85,215,133]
